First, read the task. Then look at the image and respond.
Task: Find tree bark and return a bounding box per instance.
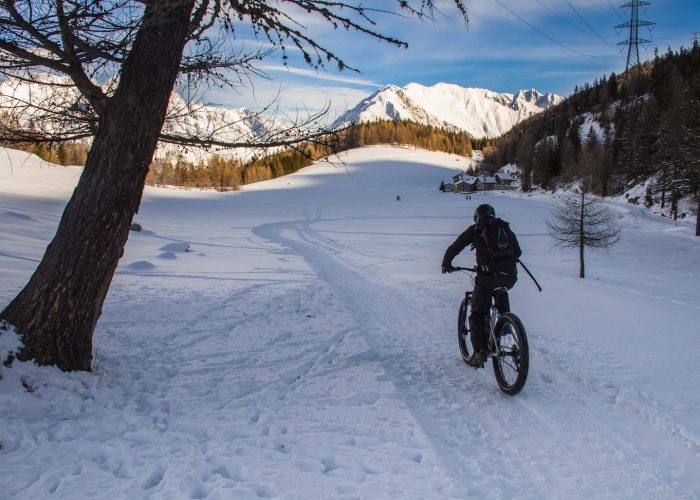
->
[579,189,585,278]
[0,0,196,371]
[696,196,700,237]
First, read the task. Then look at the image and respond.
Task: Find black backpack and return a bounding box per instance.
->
[479,218,516,261]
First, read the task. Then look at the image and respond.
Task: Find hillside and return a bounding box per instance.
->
[481,46,699,232]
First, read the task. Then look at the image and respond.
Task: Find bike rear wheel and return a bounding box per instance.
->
[457,294,475,365]
[492,312,529,395]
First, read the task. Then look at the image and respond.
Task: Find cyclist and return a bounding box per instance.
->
[442,204,522,368]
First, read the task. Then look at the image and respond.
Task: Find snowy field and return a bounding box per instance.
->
[1,146,699,499]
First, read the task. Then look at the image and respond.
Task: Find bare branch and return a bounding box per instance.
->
[547,190,621,277]
[1,0,469,154]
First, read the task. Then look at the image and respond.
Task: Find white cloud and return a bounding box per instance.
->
[204,78,374,124]
[257,65,383,87]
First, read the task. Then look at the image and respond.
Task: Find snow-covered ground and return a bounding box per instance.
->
[1,146,699,499]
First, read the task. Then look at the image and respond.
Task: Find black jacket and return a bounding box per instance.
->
[442,219,522,274]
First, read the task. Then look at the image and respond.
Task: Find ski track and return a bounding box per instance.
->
[252,209,700,500]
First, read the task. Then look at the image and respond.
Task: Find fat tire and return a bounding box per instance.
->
[457,295,475,365]
[491,312,529,395]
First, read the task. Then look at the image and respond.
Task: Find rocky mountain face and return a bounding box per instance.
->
[332,83,562,138]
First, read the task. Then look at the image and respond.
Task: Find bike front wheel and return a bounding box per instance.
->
[457,295,475,365]
[492,312,529,395]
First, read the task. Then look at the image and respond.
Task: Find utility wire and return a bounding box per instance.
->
[589,0,626,20]
[604,0,626,19]
[535,0,596,37]
[563,0,619,50]
[491,0,615,59]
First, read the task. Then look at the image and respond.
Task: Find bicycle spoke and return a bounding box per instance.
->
[499,356,519,373]
[491,312,529,394]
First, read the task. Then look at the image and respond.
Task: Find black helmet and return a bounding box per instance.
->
[473,203,495,223]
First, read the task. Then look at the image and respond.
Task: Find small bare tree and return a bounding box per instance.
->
[547,188,621,278]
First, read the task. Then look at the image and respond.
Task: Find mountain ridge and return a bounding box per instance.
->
[332,82,562,138]
[1,75,561,161]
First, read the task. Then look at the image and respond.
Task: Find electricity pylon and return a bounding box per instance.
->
[615,1,655,71]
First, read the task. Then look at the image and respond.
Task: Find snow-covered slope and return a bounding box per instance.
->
[0,75,271,162]
[2,146,699,499]
[332,82,562,138]
[158,92,270,162]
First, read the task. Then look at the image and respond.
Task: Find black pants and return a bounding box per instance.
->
[469,273,517,352]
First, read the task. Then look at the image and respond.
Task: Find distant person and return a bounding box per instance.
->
[441,204,522,368]
[396,195,401,201]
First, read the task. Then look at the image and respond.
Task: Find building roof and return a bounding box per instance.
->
[453,172,476,183]
[496,173,515,181]
[477,176,497,184]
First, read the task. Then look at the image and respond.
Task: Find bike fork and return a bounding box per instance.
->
[487,312,500,358]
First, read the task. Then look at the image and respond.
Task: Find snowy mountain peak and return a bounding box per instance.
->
[332,83,563,138]
[0,74,272,162]
[511,89,562,111]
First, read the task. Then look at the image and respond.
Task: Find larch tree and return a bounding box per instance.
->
[0,0,468,371]
[547,185,621,279]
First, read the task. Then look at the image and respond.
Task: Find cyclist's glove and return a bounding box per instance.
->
[442,264,455,274]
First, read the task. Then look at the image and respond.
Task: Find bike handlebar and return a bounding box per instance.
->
[449,262,542,292]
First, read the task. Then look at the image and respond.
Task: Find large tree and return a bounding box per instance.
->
[0,0,468,371]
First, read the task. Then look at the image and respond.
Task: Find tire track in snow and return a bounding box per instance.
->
[254,213,700,499]
[253,217,554,498]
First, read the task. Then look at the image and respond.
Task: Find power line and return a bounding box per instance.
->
[615,1,655,71]
[491,0,615,59]
[563,0,619,50]
[604,0,626,19]
[535,0,596,37]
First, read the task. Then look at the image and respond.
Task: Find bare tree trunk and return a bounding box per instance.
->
[660,165,667,209]
[671,190,678,220]
[579,189,585,278]
[0,0,195,371]
[696,196,700,237]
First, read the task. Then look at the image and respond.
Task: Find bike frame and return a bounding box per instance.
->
[454,267,505,358]
[463,286,509,359]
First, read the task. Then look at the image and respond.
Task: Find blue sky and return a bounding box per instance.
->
[203,0,700,121]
